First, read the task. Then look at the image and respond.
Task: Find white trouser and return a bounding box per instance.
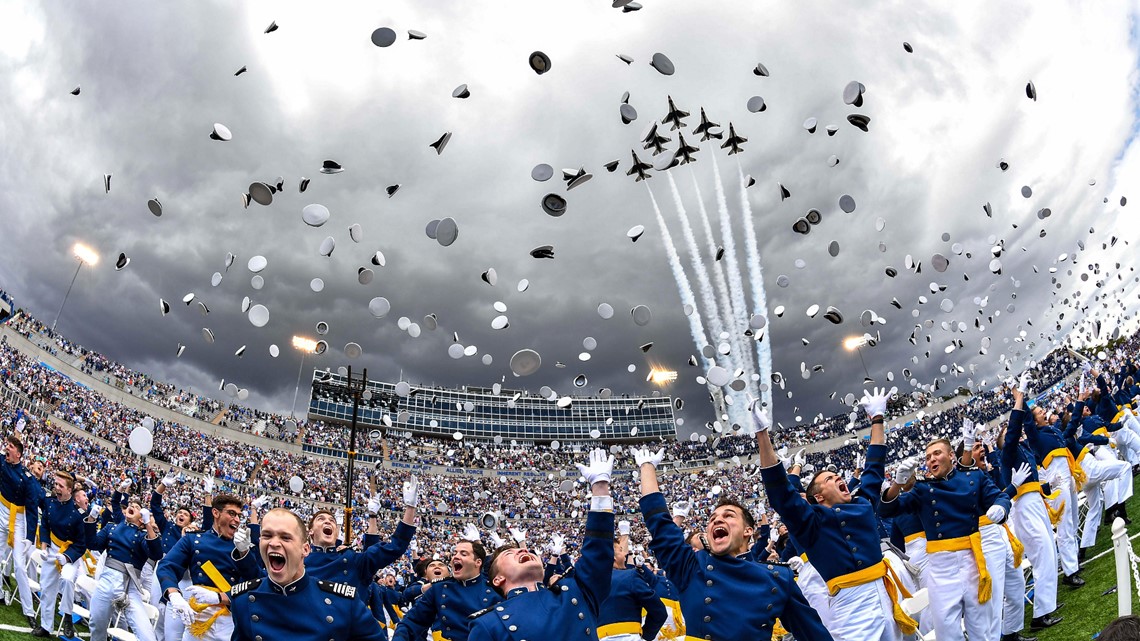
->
[904,537,933,636]
[980,523,1026,637]
[90,563,157,641]
[1080,454,1129,548]
[162,575,192,641]
[0,502,32,617]
[1044,458,1080,575]
[1111,426,1140,466]
[39,543,80,631]
[883,547,919,596]
[797,560,832,630]
[925,547,992,641]
[1092,446,1128,505]
[1009,490,1058,618]
[828,578,903,641]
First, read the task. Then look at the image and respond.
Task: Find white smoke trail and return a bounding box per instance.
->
[735,163,773,410]
[688,168,742,378]
[645,184,713,372]
[666,172,724,344]
[708,151,758,428]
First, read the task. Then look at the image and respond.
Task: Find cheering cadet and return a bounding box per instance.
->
[757,388,913,641]
[31,471,86,638]
[156,493,261,641]
[229,508,385,641]
[595,531,667,641]
[632,442,832,641]
[392,538,500,641]
[469,449,615,641]
[87,498,164,641]
[881,432,1012,641]
[0,436,37,627]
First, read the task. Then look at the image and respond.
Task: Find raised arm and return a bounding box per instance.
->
[572,449,615,617]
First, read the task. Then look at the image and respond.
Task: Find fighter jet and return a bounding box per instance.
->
[626,150,653,182]
[721,123,747,155]
[672,133,699,165]
[692,108,722,141]
[660,95,690,131]
[641,123,672,156]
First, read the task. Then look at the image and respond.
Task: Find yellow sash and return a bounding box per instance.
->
[926,532,992,604]
[0,494,25,548]
[903,532,926,544]
[824,559,918,635]
[50,532,72,571]
[1042,447,1087,490]
[1015,481,1065,525]
[598,622,643,638]
[188,561,232,638]
[659,598,685,640]
[431,632,453,641]
[979,516,1025,567]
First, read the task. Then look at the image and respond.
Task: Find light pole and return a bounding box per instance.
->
[51,243,99,332]
[290,336,317,417]
[844,335,873,384]
[317,367,368,541]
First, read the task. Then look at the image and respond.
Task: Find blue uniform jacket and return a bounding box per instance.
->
[368,583,404,626]
[596,567,667,640]
[638,492,832,641]
[1021,412,1067,466]
[1002,409,1042,490]
[543,553,573,584]
[230,573,386,641]
[40,497,86,561]
[393,574,501,641]
[880,467,1012,541]
[308,521,415,595]
[761,443,887,582]
[155,528,261,596]
[468,509,615,641]
[0,458,28,508]
[90,520,163,569]
[23,475,44,543]
[149,491,183,553]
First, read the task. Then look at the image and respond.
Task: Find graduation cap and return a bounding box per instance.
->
[627,225,645,242]
[452,84,470,99]
[371,27,397,47]
[604,159,620,172]
[903,42,913,53]
[234,66,247,76]
[299,177,310,192]
[302,204,330,227]
[147,198,163,217]
[264,21,279,34]
[210,123,232,141]
[530,245,555,259]
[616,54,634,65]
[103,174,111,193]
[847,114,870,132]
[529,51,552,75]
[650,53,675,75]
[115,253,130,270]
[842,81,866,107]
[69,85,81,96]
[408,30,427,40]
[249,182,273,206]
[159,299,170,315]
[320,160,343,174]
[386,184,400,197]
[430,132,452,155]
[1026,81,1036,101]
[746,96,766,113]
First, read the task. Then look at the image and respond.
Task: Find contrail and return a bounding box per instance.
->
[645,184,713,372]
[708,151,758,428]
[688,168,740,368]
[735,163,773,410]
[665,172,724,345]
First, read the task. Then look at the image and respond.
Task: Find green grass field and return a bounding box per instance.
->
[0,490,1135,640]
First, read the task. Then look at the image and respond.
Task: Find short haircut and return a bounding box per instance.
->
[1100,615,1140,641]
[713,497,755,529]
[176,505,195,518]
[264,508,306,539]
[308,509,335,531]
[456,539,487,564]
[925,438,952,454]
[804,471,831,504]
[486,543,520,593]
[6,435,23,455]
[211,494,242,512]
[54,471,75,491]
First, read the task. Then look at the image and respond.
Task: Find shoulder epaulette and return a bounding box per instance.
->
[230,578,261,596]
[468,605,496,620]
[318,580,357,599]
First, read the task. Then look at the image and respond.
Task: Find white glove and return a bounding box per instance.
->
[631,447,664,469]
[961,418,976,449]
[618,520,631,536]
[117,478,132,493]
[203,477,215,493]
[1018,372,1032,393]
[140,509,151,525]
[859,387,891,421]
[252,495,270,510]
[167,592,194,626]
[402,475,420,508]
[548,533,565,556]
[161,472,177,488]
[509,527,527,544]
[792,448,806,467]
[985,504,1007,523]
[232,526,252,556]
[787,555,804,573]
[575,449,614,485]
[54,553,70,565]
[746,397,771,435]
[1010,463,1032,487]
[184,585,221,605]
[854,454,864,470]
[488,531,507,548]
[671,500,691,518]
[893,458,918,486]
[461,524,481,542]
[366,496,381,516]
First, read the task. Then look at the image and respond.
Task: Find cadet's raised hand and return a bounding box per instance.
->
[576,449,614,485]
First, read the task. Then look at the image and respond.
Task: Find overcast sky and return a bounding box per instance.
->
[2,0,1139,435]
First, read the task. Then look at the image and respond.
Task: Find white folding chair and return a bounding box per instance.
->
[25,547,45,616]
[69,573,98,625]
[900,587,929,617]
[107,600,159,641]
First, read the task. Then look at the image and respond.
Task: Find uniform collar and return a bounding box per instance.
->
[504,583,543,599]
[456,575,482,587]
[311,545,340,554]
[268,571,308,596]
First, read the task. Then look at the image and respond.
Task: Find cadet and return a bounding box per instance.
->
[596,532,667,641]
[31,471,87,638]
[392,538,500,641]
[881,436,1012,641]
[469,449,616,641]
[0,436,36,627]
[756,388,915,641]
[156,493,261,641]
[87,498,164,641]
[230,508,385,641]
[633,445,833,641]
[306,476,419,596]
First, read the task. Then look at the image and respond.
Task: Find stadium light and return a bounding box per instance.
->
[51,242,100,332]
[290,336,317,418]
[843,335,873,383]
[648,369,678,385]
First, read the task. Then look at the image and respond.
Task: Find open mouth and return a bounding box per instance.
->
[322,525,334,537]
[516,551,534,564]
[267,551,286,573]
[837,480,849,494]
[711,526,729,545]
[452,560,463,573]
